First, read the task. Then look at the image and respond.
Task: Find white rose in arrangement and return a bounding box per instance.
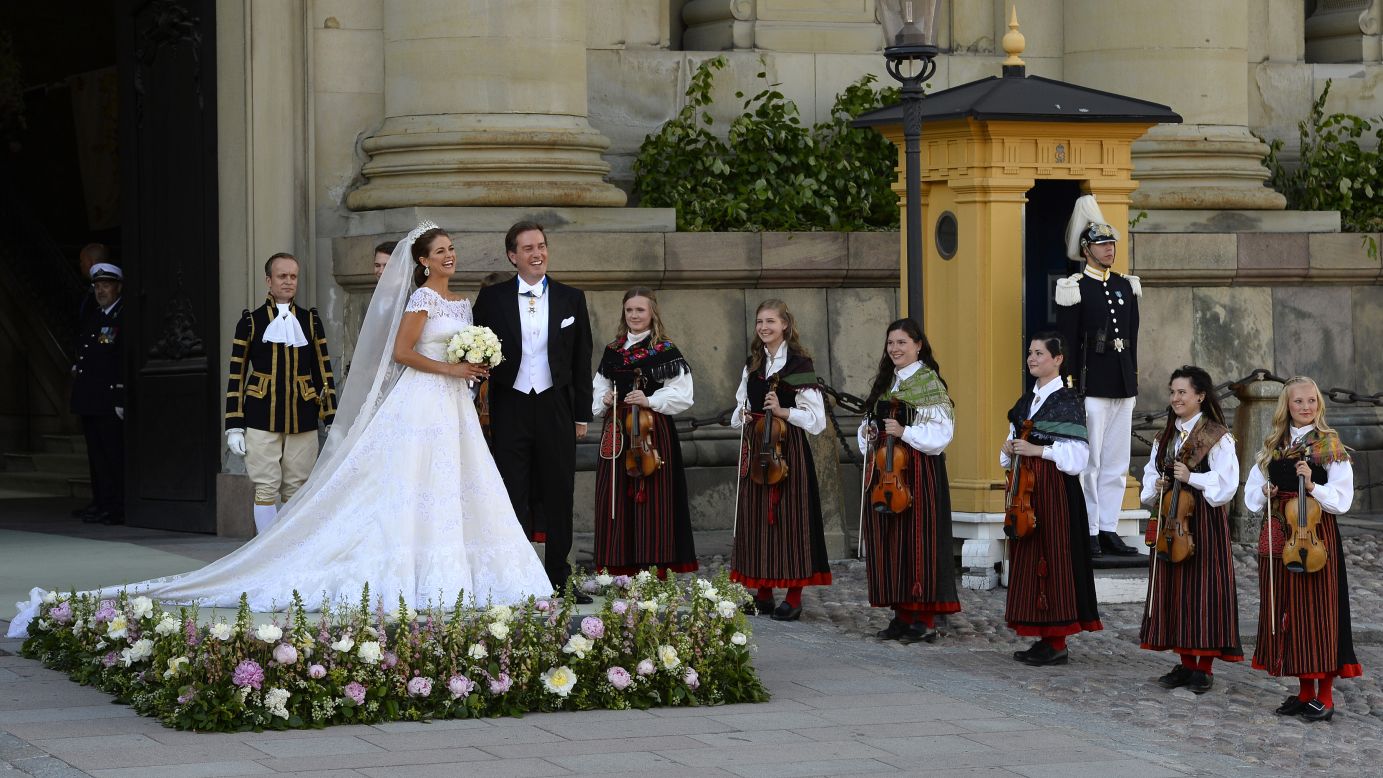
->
[357,641,383,664]
[209,622,233,641]
[153,616,179,636]
[255,624,284,643]
[42,591,57,604]
[121,638,154,666]
[716,600,738,619]
[487,604,513,622]
[164,656,189,679]
[264,687,291,719]
[540,665,577,698]
[330,635,355,653]
[128,597,154,620]
[639,600,658,613]
[488,621,510,641]
[468,643,488,660]
[658,644,680,670]
[562,634,594,659]
[635,570,654,584]
[106,616,129,640]
[731,631,748,646]
[594,573,614,587]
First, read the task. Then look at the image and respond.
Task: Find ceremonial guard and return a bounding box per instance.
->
[731,299,831,621]
[592,288,697,576]
[856,319,958,644]
[1001,334,1102,665]
[72,263,126,525]
[1056,195,1141,558]
[1245,376,1359,722]
[224,253,337,534]
[1138,366,1242,694]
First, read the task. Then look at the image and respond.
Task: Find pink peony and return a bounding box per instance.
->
[94,600,117,623]
[580,616,605,640]
[684,667,700,690]
[636,659,655,676]
[613,575,632,589]
[49,602,72,624]
[488,672,512,695]
[308,664,326,679]
[447,675,476,699]
[611,600,629,615]
[580,579,599,594]
[407,676,433,697]
[273,643,298,665]
[382,651,398,669]
[535,599,551,612]
[232,659,265,690]
[606,666,632,690]
[101,652,118,668]
[343,681,367,705]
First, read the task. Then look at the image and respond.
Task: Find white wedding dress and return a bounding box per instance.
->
[8,277,553,636]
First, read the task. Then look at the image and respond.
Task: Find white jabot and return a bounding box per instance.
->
[514,277,552,394]
[263,303,308,347]
[731,342,825,434]
[590,332,695,418]
[623,330,650,349]
[1290,423,1314,446]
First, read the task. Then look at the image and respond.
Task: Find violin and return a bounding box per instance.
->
[1282,460,1327,574]
[622,369,663,479]
[1003,420,1038,539]
[869,399,913,514]
[1156,432,1196,563]
[749,375,789,486]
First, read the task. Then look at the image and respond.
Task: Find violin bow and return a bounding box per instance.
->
[731,399,749,539]
[858,415,875,559]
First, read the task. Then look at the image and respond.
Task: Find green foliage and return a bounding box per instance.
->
[633,56,903,232]
[1263,80,1383,256]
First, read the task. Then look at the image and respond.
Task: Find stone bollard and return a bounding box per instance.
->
[807,428,849,560]
[1231,378,1283,541]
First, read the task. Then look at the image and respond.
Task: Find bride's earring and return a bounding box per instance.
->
[424,265,431,277]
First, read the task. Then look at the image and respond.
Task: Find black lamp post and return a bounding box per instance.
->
[879,0,940,324]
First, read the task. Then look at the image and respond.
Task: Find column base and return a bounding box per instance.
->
[347,114,627,210]
[954,509,1149,591]
[1132,124,1287,210]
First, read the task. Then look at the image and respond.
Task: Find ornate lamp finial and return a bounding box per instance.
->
[1002,5,1026,67]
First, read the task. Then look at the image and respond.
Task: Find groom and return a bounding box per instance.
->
[474,222,594,601]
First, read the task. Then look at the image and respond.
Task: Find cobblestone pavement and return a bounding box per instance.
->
[704,525,1383,775]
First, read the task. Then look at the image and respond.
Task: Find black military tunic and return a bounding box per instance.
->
[224,298,337,434]
[1055,267,1140,399]
[71,298,125,518]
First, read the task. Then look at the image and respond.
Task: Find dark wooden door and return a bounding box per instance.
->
[119,0,219,532]
[1022,179,1082,389]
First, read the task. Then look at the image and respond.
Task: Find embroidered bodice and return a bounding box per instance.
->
[405,287,473,361]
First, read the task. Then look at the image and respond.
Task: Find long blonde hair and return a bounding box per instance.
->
[1255,376,1341,471]
[747,298,811,374]
[613,287,668,345]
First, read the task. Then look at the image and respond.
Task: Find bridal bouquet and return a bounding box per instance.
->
[445,326,504,367]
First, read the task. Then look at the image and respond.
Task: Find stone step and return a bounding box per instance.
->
[40,434,86,455]
[2,452,88,475]
[1092,564,1149,605]
[0,471,90,499]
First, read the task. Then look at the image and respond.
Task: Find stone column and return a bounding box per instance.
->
[346,0,626,209]
[1064,0,1286,210]
[1232,378,1283,541]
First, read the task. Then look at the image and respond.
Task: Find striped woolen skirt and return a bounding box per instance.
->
[1139,499,1243,660]
[731,425,833,589]
[1004,458,1103,637]
[1253,502,1362,679]
[862,449,960,615]
[593,413,698,576]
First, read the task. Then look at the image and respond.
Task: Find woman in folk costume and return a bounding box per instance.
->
[856,319,959,645]
[1138,366,1242,695]
[731,299,831,621]
[591,288,697,576]
[1245,376,1359,722]
[1001,333,1102,666]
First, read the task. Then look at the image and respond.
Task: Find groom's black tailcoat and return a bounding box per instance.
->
[473,276,593,589]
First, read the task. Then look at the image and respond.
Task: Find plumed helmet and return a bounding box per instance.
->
[1064,194,1120,262]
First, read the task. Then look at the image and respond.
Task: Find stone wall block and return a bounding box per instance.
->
[1237,232,1308,280]
[664,232,762,287]
[314,0,384,29]
[313,28,384,94]
[1137,287,1195,409]
[1131,233,1238,281]
[656,289,748,416]
[1272,286,1355,390]
[846,231,901,284]
[1354,286,1383,393]
[761,232,849,287]
[547,233,666,287]
[1191,287,1274,385]
[826,288,897,399]
[1308,232,1383,279]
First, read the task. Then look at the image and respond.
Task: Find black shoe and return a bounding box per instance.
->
[1157,665,1193,689]
[1275,695,1308,716]
[896,623,937,645]
[97,512,124,526]
[1089,535,1103,557]
[571,592,594,605]
[876,617,906,640]
[1188,671,1213,694]
[1020,642,1069,666]
[1013,640,1045,662]
[770,601,801,621]
[1099,531,1139,556]
[1301,699,1335,722]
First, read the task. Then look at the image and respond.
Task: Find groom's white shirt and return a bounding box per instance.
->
[514,276,553,394]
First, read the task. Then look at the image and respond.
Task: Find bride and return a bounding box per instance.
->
[8,223,553,637]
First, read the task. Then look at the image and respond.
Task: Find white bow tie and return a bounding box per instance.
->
[518,279,546,298]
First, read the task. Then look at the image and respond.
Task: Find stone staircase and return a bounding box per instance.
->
[0,434,90,499]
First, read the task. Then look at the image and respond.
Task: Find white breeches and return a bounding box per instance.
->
[1080,395,1134,534]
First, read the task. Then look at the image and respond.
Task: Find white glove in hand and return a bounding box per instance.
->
[226,429,247,456]
[114,407,124,421]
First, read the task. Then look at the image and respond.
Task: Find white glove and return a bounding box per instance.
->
[226,429,247,456]
[114,407,124,420]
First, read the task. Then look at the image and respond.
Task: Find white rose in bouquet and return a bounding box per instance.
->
[445,326,505,368]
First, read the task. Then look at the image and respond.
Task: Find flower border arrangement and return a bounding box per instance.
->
[18,570,768,731]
